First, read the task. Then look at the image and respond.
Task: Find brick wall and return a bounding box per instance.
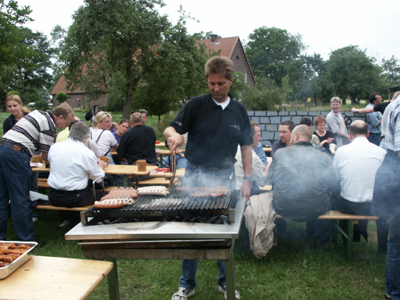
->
[247,111,365,147]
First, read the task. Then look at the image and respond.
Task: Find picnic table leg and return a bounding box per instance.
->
[123,175,127,188]
[347,220,353,262]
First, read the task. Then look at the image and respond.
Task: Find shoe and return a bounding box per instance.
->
[218,285,240,300]
[59,220,70,228]
[171,287,195,300]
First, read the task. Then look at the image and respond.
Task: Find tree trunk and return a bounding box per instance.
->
[123,66,139,119]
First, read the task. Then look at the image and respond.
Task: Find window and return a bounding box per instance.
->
[244,73,248,83]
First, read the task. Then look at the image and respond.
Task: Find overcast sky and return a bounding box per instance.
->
[17,0,400,62]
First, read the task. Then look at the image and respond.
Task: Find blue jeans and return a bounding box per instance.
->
[386,231,400,299]
[368,133,381,146]
[180,259,226,289]
[179,162,234,289]
[0,144,35,241]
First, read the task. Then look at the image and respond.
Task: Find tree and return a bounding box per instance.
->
[55,91,68,103]
[382,56,400,85]
[246,26,304,86]
[61,0,206,119]
[0,0,32,73]
[326,46,383,104]
[241,76,282,111]
[50,25,68,87]
[0,26,54,103]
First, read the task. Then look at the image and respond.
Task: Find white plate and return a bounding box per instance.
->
[30,162,43,168]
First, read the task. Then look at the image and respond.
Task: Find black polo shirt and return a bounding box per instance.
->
[169,93,253,169]
[374,101,391,114]
[117,125,158,165]
[2,112,28,134]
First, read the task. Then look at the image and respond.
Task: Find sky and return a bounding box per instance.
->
[17,0,400,62]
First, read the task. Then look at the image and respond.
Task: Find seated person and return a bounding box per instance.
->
[333,120,386,243]
[112,119,129,164]
[235,121,266,196]
[117,112,158,165]
[47,121,107,226]
[271,120,295,157]
[251,121,268,165]
[90,111,118,158]
[313,116,336,152]
[300,117,320,146]
[268,125,337,246]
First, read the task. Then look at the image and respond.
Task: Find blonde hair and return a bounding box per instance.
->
[5,94,30,113]
[93,111,112,128]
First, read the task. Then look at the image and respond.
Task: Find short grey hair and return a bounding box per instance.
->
[330,96,342,104]
[69,121,90,142]
[130,112,143,124]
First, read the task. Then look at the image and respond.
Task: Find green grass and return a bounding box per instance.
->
[5,211,387,299]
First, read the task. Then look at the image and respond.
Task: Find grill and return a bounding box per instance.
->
[65,197,245,299]
[80,189,240,225]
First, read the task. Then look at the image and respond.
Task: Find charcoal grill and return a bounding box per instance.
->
[65,196,246,300]
[80,189,239,225]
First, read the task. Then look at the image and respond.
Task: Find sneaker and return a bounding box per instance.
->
[171,287,195,300]
[218,286,240,300]
[59,220,70,228]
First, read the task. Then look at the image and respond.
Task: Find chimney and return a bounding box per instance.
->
[211,34,218,42]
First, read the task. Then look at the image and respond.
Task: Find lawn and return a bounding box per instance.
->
[4,210,387,300]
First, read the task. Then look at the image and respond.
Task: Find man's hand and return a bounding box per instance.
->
[98,160,107,170]
[351,107,358,112]
[240,180,251,202]
[164,127,183,153]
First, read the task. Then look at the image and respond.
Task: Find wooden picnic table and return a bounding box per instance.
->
[263,147,272,153]
[149,168,185,178]
[105,164,158,187]
[0,255,114,300]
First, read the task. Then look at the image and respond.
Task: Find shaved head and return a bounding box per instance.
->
[290,125,312,145]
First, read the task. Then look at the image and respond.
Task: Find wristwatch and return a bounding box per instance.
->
[243,176,252,183]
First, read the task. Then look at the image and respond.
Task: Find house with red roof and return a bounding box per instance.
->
[51,35,255,108]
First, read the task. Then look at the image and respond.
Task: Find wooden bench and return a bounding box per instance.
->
[275,210,379,261]
[37,178,50,189]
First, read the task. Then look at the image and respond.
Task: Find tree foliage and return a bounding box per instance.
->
[381,56,400,85]
[246,26,304,86]
[61,0,207,119]
[326,46,383,104]
[0,0,32,73]
[55,91,68,103]
[0,25,53,103]
[241,76,282,111]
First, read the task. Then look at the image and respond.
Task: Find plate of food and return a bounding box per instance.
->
[0,241,37,279]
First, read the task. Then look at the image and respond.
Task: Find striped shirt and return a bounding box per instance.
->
[382,95,400,152]
[1,110,57,156]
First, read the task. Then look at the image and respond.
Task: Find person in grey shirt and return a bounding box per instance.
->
[326,97,350,148]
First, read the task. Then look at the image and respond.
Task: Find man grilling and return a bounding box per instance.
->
[164,56,253,300]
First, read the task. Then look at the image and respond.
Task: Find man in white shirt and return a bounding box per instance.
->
[333,120,386,242]
[48,121,107,226]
